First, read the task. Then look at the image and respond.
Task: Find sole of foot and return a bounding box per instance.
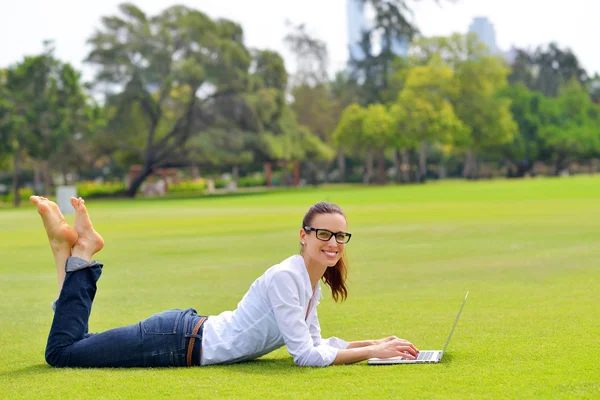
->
[30,195,78,252]
[70,197,104,260]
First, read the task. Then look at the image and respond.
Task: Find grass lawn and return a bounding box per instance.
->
[1,176,599,399]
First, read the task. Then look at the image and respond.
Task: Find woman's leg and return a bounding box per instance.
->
[35,197,191,368]
[30,196,78,295]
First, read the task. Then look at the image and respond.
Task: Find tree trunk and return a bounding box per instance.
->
[33,159,42,194]
[127,164,153,197]
[12,151,21,207]
[232,165,239,183]
[554,153,569,176]
[393,149,401,183]
[306,161,319,186]
[337,149,346,184]
[462,148,474,179]
[363,151,374,185]
[323,160,331,184]
[438,164,447,179]
[191,163,200,180]
[377,148,386,185]
[400,149,410,184]
[418,141,427,183]
[42,159,51,197]
[264,162,272,187]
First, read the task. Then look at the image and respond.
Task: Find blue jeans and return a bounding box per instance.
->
[46,257,207,368]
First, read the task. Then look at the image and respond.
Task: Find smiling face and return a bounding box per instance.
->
[300,212,349,268]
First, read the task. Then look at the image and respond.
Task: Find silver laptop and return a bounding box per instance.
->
[368,292,469,365]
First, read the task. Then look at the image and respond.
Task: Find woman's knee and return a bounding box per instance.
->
[45,345,67,367]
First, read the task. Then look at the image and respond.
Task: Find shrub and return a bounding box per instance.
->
[167,179,207,193]
[214,178,228,189]
[238,175,266,188]
[3,187,34,203]
[76,181,127,198]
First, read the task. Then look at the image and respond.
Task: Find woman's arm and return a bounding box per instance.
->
[346,340,376,349]
[332,337,419,365]
[346,336,413,349]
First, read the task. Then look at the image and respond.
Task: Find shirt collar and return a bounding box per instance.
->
[293,255,323,300]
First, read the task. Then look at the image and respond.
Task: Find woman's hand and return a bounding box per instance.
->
[371,336,419,360]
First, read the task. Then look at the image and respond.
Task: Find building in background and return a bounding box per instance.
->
[468,16,518,64]
[468,16,499,54]
[347,0,370,62]
[347,0,408,63]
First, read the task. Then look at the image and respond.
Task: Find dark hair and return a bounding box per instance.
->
[301,202,349,303]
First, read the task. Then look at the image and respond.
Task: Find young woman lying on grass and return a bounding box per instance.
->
[31,196,419,368]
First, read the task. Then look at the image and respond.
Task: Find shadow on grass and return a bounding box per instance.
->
[1,364,53,378]
[3,358,300,378]
[3,353,438,379]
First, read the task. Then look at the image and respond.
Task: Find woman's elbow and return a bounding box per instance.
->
[293,354,332,367]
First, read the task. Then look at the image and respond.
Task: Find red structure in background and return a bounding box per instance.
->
[264,162,300,187]
[128,165,179,192]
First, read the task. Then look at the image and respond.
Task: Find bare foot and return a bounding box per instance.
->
[30,195,78,295]
[70,197,104,261]
[30,196,78,253]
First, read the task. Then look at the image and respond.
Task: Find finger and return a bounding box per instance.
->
[399,350,416,360]
[397,339,419,353]
[399,345,418,357]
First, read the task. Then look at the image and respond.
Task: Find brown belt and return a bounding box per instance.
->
[186,317,207,367]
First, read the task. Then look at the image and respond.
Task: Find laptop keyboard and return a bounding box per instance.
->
[416,351,436,361]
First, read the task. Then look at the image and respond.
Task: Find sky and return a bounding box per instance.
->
[1,0,599,82]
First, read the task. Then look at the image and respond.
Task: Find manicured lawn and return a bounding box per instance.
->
[1,176,598,399]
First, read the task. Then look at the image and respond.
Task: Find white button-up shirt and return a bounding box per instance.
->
[200,255,349,367]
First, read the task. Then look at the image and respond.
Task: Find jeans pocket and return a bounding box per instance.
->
[141,309,182,335]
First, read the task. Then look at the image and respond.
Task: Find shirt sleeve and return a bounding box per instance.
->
[267,271,340,367]
[307,307,349,350]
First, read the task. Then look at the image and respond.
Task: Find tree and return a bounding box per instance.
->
[349,0,454,105]
[284,22,338,184]
[86,4,262,196]
[333,104,373,182]
[454,55,517,178]
[390,57,468,182]
[1,42,91,204]
[497,84,546,177]
[0,70,23,206]
[538,82,600,174]
[508,43,588,98]
[362,104,394,184]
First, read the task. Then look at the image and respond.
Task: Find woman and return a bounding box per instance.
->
[31,195,419,368]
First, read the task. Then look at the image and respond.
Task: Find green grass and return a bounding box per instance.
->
[1,176,599,399]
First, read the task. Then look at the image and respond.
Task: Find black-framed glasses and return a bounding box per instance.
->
[304,226,352,244]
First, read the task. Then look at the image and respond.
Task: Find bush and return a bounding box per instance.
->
[167,179,207,193]
[214,178,228,189]
[76,181,127,198]
[3,187,34,203]
[238,175,266,188]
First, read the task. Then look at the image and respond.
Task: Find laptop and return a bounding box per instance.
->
[368,292,469,365]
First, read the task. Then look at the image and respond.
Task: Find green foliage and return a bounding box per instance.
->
[538,83,600,165]
[86,4,282,196]
[332,103,367,154]
[167,179,207,193]
[1,186,33,203]
[362,104,394,148]
[75,181,127,198]
[238,174,266,188]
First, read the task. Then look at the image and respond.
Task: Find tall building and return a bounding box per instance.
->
[468,16,499,54]
[347,0,408,63]
[347,0,370,62]
[381,35,408,57]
